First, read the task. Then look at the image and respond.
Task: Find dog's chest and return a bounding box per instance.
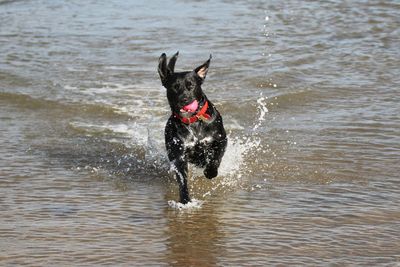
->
[183,135,213,149]
[180,126,214,150]
[182,132,214,165]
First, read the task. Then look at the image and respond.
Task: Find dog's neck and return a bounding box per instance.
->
[173,98,212,124]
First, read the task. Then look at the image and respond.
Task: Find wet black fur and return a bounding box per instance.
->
[158,52,227,204]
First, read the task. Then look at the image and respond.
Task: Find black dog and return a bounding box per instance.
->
[158,52,227,204]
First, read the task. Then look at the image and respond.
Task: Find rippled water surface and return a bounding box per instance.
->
[1,0,400,265]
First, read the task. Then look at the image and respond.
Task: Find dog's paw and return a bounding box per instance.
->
[204,167,218,179]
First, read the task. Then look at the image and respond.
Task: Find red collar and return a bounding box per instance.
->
[174,100,211,124]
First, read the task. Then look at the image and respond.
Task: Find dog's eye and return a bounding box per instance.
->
[174,84,180,91]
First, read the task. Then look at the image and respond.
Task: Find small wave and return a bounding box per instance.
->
[64,82,169,119]
[103,66,137,71]
[0,91,130,120]
[0,70,32,87]
[0,0,21,6]
[0,91,60,110]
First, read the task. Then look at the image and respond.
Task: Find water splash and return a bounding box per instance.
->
[198,95,269,199]
[168,198,203,210]
[70,94,270,206]
[224,95,268,172]
[253,95,269,131]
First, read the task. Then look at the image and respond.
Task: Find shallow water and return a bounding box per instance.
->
[1,0,400,265]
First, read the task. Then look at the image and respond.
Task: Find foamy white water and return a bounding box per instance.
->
[167,198,204,210]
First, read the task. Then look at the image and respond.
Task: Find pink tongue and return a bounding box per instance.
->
[181,100,198,112]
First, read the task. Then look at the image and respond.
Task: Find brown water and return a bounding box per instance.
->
[1,0,400,265]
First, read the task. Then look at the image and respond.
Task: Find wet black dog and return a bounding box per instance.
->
[158,52,227,204]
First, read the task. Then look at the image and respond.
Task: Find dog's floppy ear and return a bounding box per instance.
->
[158,53,169,86]
[168,51,179,73]
[194,54,212,80]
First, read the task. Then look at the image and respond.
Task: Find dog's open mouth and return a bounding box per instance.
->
[180,99,199,113]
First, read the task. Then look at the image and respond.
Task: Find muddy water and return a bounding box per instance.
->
[1,0,399,265]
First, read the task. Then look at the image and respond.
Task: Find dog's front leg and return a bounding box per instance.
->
[166,123,191,204]
[204,137,228,179]
[172,159,190,204]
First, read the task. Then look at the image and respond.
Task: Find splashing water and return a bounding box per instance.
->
[192,95,269,202]
[253,95,269,131]
[167,198,204,210]
[72,94,270,208]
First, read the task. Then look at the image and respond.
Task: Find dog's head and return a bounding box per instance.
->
[158,52,211,117]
